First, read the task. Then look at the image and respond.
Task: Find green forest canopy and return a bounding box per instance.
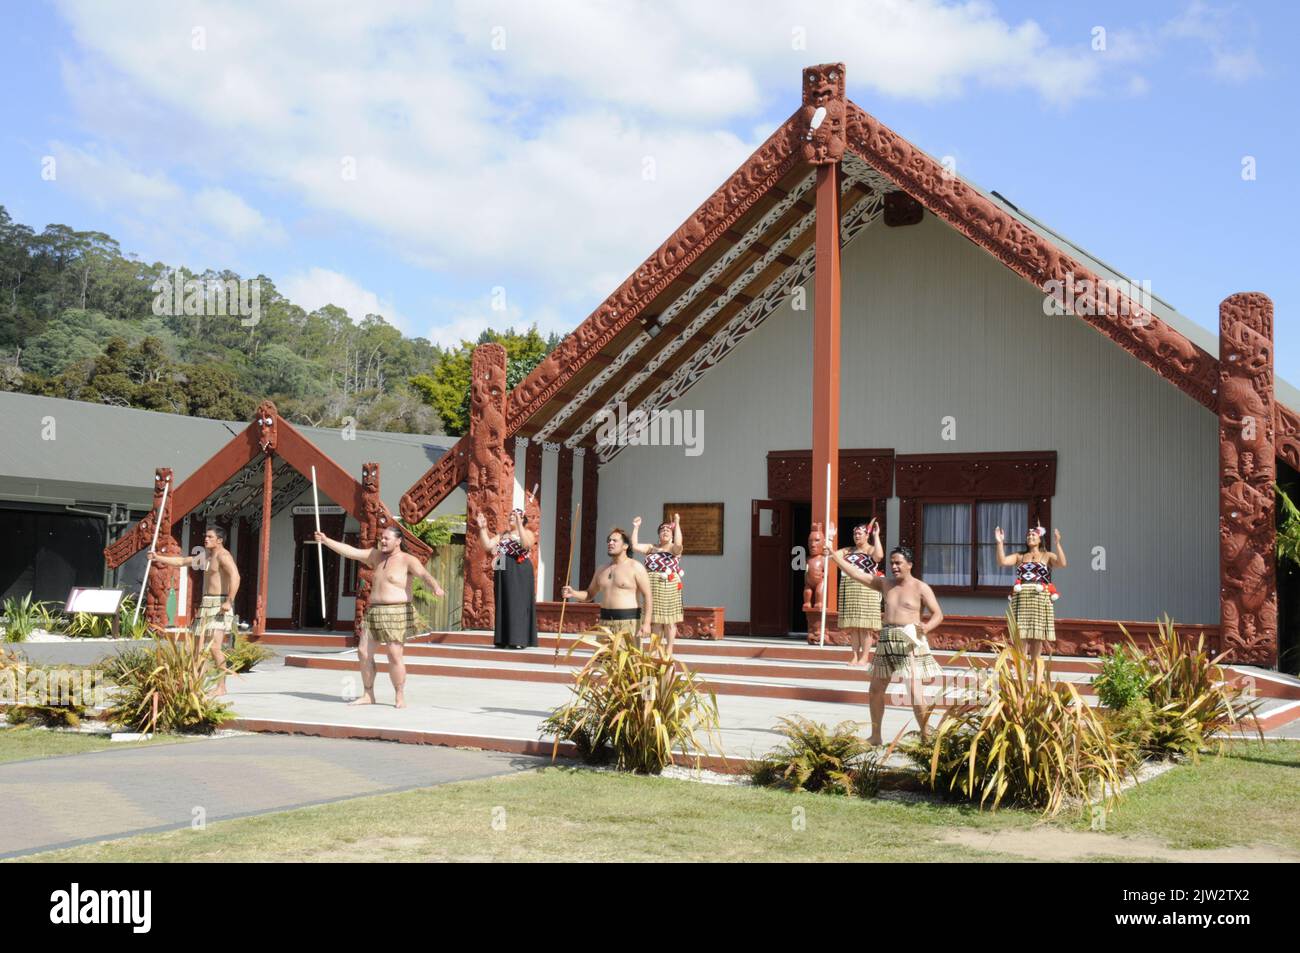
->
[0,205,562,436]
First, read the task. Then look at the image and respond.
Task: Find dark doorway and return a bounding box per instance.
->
[0,506,104,603]
[292,513,343,630]
[788,499,887,633]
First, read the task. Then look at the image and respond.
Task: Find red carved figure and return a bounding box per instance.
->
[800,63,846,165]
[254,400,279,453]
[463,345,514,630]
[1218,293,1276,666]
[803,522,826,611]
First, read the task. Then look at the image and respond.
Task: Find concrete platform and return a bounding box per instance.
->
[222,644,1300,765]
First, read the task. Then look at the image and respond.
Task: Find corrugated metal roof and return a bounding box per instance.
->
[0,392,459,514]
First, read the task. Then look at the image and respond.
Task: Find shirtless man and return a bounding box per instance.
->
[561,527,653,643]
[315,525,445,709]
[151,526,239,695]
[827,543,944,744]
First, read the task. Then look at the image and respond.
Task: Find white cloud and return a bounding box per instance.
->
[192,187,282,241]
[1211,48,1262,83]
[46,0,1134,314]
[279,266,405,327]
[1164,1,1262,84]
[47,141,283,261]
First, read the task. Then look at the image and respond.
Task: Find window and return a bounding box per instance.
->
[920,499,1029,591]
[896,451,1055,596]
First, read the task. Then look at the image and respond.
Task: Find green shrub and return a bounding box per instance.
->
[1,594,39,643]
[749,717,873,796]
[224,635,274,673]
[1123,617,1263,759]
[1099,696,1154,765]
[104,635,233,734]
[542,628,721,774]
[1093,644,1150,710]
[908,616,1130,816]
[1,650,95,727]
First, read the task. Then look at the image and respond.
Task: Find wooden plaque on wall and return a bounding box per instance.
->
[664,503,724,556]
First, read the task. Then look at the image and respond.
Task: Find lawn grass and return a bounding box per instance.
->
[15,766,1030,863]
[0,725,185,764]
[1075,740,1300,852]
[13,740,1299,863]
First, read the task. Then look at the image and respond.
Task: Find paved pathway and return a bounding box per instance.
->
[0,734,540,858]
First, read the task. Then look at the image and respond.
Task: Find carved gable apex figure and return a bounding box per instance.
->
[800,63,846,165]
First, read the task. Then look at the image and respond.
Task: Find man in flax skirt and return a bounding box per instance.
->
[315,525,445,708]
[828,543,944,744]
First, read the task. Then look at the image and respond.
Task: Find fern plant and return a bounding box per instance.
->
[749,717,872,795]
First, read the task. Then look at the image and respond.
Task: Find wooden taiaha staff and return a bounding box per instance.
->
[311,466,327,615]
[819,462,833,648]
[555,503,580,664]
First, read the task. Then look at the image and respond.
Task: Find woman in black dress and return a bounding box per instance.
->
[476,506,537,649]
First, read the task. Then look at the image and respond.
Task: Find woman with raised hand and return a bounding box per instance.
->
[837,519,885,668]
[477,494,538,650]
[995,524,1067,679]
[630,513,684,656]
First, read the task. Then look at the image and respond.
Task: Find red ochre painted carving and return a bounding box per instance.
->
[463,344,513,630]
[1218,293,1276,666]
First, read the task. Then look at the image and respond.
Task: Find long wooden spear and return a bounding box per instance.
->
[311,466,326,617]
[555,503,579,664]
[133,474,171,626]
[819,462,832,647]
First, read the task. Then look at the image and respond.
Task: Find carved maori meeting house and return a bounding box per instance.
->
[396,63,1298,669]
[104,403,432,638]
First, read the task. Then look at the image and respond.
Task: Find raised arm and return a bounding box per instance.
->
[150,553,192,568]
[827,545,885,591]
[629,516,654,555]
[669,512,683,556]
[314,531,375,565]
[994,526,1018,567]
[919,582,944,636]
[407,553,446,598]
[475,512,500,553]
[868,519,884,563]
[1050,528,1067,569]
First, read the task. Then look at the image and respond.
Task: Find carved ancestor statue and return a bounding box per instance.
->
[254,400,279,453]
[353,462,382,641]
[142,468,181,632]
[463,344,514,630]
[1218,293,1276,666]
[803,522,827,611]
[799,63,846,165]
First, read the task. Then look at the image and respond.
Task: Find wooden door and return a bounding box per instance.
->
[750,499,792,635]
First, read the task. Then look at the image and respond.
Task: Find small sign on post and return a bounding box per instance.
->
[66,588,127,637]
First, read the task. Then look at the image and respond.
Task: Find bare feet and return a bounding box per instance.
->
[394,695,407,709]
[348,692,376,706]
[868,736,883,747]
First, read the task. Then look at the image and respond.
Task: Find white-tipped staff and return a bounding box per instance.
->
[819,462,833,648]
[133,474,172,626]
[311,466,326,613]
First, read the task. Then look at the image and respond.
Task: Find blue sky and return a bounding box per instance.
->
[1,0,1295,380]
